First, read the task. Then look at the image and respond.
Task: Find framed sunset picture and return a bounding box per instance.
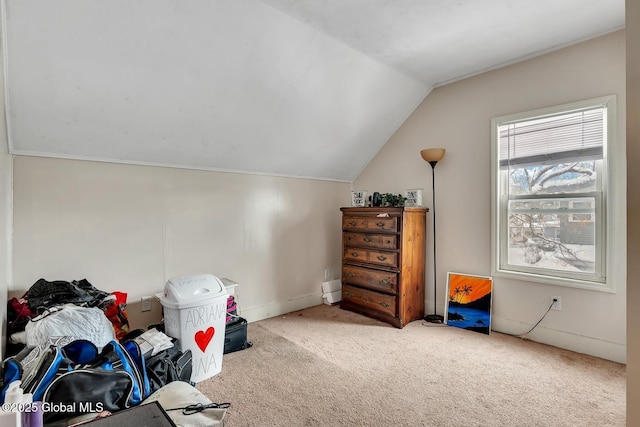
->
[444,272,493,335]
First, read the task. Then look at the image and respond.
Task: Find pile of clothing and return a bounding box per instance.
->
[5,278,130,357]
[0,278,201,425]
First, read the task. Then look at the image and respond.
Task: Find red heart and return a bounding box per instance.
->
[194,327,215,352]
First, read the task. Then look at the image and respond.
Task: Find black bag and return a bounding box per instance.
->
[43,369,134,421]
[26,278,110,313]
[144,342,193,394]
[35,340,149,423]
[224,317,252,354]
[120,327,193,394]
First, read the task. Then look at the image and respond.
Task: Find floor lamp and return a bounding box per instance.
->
[420,148,446,324]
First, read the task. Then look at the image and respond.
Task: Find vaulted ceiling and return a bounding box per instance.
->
[3,0,625,181]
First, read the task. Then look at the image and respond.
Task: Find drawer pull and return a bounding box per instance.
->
[346,272,354,277]
[346,292,353,298]
[351,252,359,257]
[379,278,390,285]
[377,255,388,261]
[363,237,371,243]
[380,302,390,308]
[348,220,357,226]
[375,221,385,227]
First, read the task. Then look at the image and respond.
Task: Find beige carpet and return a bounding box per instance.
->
[197,304,625,426]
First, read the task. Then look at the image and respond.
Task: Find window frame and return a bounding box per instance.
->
[490,95,618,292]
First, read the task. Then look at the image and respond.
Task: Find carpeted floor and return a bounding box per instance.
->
[198,304,625,426]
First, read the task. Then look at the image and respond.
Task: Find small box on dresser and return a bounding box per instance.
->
[340,207,427,328]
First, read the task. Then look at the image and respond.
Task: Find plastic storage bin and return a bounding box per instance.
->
[158,274,228,383]
[322,279,342,305]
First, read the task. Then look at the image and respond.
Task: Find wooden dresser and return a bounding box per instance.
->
[340,207,427,328]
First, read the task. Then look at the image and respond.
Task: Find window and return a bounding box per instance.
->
[491,96,617,290]
[567,200,595,223]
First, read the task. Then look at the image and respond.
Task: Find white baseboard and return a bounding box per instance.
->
[492,315,626,364]
[239,293,324,324]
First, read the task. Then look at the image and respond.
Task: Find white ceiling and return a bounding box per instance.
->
[3,0,625,181]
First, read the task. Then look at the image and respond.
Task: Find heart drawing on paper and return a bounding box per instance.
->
[195,327,215,352]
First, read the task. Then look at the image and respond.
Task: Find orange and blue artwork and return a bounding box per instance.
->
[444,272,493,335]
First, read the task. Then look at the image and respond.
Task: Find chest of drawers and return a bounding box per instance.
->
[340,207,427,328]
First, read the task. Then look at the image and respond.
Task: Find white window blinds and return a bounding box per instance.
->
[499,107,605,167]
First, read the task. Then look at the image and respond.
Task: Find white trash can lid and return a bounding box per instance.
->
[159,274,228,309]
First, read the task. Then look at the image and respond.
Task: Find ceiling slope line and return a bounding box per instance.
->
[349,85,434,184]
[258,0,428,87]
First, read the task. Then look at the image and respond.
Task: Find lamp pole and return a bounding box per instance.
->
[420,148,446,324]
[424,161,443,323]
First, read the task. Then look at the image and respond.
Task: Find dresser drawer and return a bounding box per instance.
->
[342,216,398,232]
[343,232,397,249]
[342,285,397,317]
[343,265,397,294]
[343,248,398,268]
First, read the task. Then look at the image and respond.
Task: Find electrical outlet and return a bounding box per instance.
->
[324,269,331,280]
[551,296,562,311]
[141,296,152,312]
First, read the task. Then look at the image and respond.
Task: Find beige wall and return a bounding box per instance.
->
[12,157,349,328]
[0,49,10,359]
[627,0,639,424]
[355,30,627,363]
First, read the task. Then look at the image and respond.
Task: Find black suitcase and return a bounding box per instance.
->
[224,317,252,354]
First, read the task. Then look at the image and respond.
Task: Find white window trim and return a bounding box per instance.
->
[490,95,622,292]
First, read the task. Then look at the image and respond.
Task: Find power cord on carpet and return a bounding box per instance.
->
[421,319,447,327]
[421,298,557,337]
[503,298,556,339]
